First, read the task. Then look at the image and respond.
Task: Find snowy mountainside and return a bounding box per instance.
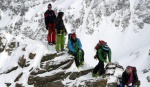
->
[0,0,150,87]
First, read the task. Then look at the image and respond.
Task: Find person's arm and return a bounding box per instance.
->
[108,48,111,62]
[53,11,56,21]
[68,40,75,53]
[121,72,126,85]
[133,72,138,84]
[98,49,106,62]
[77,38,82,49]
[44,12,48,29]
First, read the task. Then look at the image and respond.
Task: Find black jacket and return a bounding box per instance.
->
[56,18,66,34]
[44,10,56,27]
[122,67,138,85]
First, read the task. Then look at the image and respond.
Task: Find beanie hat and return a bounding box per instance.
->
[72,33,76,38]
[48,3,52,8]
[102,44,109,51]
[58,12,64,18]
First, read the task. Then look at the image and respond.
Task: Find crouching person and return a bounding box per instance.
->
[120,66,138,87]
[68,33,84,68]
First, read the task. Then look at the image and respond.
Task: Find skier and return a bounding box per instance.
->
[92,40,111,77]
[44,3,56,45]
[120,66,138,87]
[55,12,67,52]
[68,33,84,68]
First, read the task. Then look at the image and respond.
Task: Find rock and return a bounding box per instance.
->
[22,47,26,51]
[31,69,47,75]
[142,69,149,74]
[15,83,24,87]
[5,49,13,55]
[18,55,26,68]
[69,72,81,80]
[44,59,71,71]
[107,83,118,87]
[8,42,16,48]
[143,16,150,24]
[137,22,144,29]
[28,76,35,85]
[5,83,11,87]
[84,79,107,87]
[62,60,74,69]
[29,53,36,59]
[147,76,150,82]
[41,53,65,62]
[0,47,4,53]
[94,79,107,87]
[14,73,23,82]
[45,72,65,82]
[135,80,141,87]
[45,81,64,87]
[69,69,93,80]
[41,53,57,62]
[5,66,18,74]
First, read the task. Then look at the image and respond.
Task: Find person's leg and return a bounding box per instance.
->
[55,35,61,52]
[48,24,53,44]
[73,52,80,67]
[52,23,56,44]
[93,62,100,74]
[81,49,84,62]
[99,60,105,75]
[61,33,65,51]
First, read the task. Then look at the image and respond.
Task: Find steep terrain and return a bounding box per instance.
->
[0,0,150,87]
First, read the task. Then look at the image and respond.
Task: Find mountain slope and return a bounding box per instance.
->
[0,0,150,87]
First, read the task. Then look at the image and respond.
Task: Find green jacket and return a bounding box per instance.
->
[97,47,111,62]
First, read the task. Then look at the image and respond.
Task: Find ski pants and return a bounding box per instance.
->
[72,49,84,67]
[55,32,65,51]
[93,60,105,75]
[47,23,56,43]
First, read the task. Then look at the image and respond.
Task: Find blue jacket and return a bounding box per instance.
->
[68,38,82,53]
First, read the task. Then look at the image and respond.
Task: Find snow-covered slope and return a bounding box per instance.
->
[0,0,150,86]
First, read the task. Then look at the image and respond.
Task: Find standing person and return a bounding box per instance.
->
[55,12,67,52]
[92,40,111,77]
[68,33,84,68]
[120,66,138,87]
[44,3,56,45]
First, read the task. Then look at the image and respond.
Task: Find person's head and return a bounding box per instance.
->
[57,12,64,18]
[71,33,76,41]
[48,3,52,10]
[126,66,133,74]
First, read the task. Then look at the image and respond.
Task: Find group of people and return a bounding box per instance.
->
[44,3,67,52]
[44,3,139,87]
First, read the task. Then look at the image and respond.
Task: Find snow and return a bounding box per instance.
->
[0,0,150,87]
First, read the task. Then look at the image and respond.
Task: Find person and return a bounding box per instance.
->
[55,12,67,52]
[92,40,111,77]
[44,3,56,45]
[120,66,138,87]
[68,33,84,68]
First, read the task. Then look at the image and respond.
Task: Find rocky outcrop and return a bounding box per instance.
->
[18,55,26,68]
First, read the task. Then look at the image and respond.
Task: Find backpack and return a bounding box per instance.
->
[95,40,107,50]
[95,40,109,59]
[68,33,72,40]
